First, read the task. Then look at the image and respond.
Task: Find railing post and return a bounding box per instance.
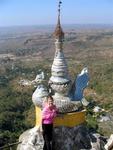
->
[9,146,12,150]
[0,141,21,150]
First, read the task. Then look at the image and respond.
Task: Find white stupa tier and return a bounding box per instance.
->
[49,12,71,96]
[50,43,70,84]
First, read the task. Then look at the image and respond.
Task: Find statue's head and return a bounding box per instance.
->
[32,84,49,108]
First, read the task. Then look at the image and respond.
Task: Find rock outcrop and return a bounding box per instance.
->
[17,127,43,150]
[17,125,106,150]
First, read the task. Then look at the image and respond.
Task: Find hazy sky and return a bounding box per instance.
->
[0,0,113,26]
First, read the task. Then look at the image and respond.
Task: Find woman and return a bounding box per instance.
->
[42,95,58,150]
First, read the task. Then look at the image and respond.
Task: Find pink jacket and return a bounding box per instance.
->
[42,105,58,124]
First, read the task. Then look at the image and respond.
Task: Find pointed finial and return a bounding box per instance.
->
[54,0,64,39]
[58,0,62,18]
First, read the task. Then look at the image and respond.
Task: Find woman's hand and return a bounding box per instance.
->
[57,113,64,118]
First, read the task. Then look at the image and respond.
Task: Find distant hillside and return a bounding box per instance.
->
[0,25,113,63]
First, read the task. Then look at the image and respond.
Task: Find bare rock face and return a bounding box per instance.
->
[17,127,44,150]
[17,125,106,150]
[52,125,91,150]
[52,125,106,150]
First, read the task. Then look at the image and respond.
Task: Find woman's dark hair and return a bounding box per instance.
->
[47,95,54,101]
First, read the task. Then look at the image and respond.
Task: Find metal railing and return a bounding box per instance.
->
[0,141,21,150]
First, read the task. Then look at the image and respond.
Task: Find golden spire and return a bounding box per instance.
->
[54,0,64,39]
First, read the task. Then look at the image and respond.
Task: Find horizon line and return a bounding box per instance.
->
[0,23,113,28]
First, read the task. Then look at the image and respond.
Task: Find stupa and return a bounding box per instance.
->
[32,0,89,126]
[17,1,105,150]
